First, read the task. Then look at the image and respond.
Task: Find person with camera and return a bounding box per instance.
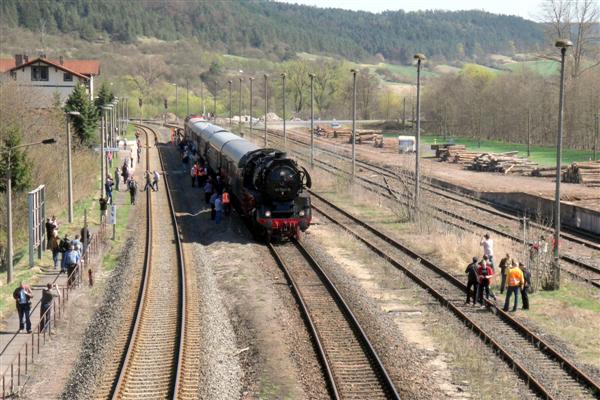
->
[40,283,61,333]
[13,282,33,333]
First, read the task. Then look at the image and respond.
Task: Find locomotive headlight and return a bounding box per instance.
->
[265,210,272,217]
[299,210,305,217]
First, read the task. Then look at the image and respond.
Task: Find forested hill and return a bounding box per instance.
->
[1,0,545,63]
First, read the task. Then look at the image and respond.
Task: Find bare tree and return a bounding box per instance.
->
[128,55,168,97]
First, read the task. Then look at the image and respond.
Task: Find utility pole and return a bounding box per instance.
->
[175,83,179,121]
[403,97,406,128]
[594,109,598,161]
[228,80,233,126]
[281,73,287,146]
[249,77,254,131]
[527,108,531,157]
[201,84,205,117]
[414,53,425,212]
[264,74,268,147]
[553,39,573,290]
[351,69,357,178]
[66,111,80,223]
[186,79,189,116]
[309,73,315,168]
[213,81,217,121]
[239,77,243,134]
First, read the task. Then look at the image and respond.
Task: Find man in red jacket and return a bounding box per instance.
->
[476,259,494,307]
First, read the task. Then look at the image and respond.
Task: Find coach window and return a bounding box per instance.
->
[31,66,49,81]
[63,72,73,82]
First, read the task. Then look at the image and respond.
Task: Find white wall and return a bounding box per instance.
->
[9,61,89,107]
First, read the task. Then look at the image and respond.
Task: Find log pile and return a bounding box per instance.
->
[531,166,567,178]
[562,161,600,186]
[467,152,538,174]
[436,145,482,164]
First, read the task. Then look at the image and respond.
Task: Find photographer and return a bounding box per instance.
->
[40,283,61,333]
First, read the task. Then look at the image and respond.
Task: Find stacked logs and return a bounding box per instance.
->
[433,144,482,164]
[562,161,600,186]
[468,152,538,174]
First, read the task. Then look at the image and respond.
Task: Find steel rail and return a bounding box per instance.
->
[244,126,600,286]
[143,124,189,399]
[310,190,600,398]
[268,240,400,399]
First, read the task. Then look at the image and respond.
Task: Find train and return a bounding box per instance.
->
[184,116,312,240]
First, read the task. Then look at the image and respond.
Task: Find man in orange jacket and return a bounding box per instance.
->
[503,261,524,312]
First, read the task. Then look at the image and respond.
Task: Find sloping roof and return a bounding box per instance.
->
[0,58,100,76]
[4,57,89,80]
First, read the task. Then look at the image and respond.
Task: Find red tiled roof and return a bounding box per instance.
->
[0,58,100,76]
[3,57,89,79]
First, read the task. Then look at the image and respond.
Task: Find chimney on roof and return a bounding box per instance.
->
[59,56,64,65]
[15,54,23,66]
[24,55,29,63]
[39,53,46,59]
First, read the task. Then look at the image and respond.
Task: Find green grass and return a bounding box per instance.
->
[504,60,559,76]
[418,135,596,166]
[531,281,600,313]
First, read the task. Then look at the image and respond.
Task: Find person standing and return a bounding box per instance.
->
[49,232,61,269]
[64,244,81,288]
[465,256,479,305]
[45,218,57,248]
[115,167,121,191]
[143,171,153,192]
[203,179,213,204]
[480,233,494,268]
[498,253,511,294]
[191,163,199,187]
[476,259,494,307]
[105,177,114,204]
[59,234,71,272]
[215,195,223,224]
[40,283,60,333]
[99,197,108,223]
[128,178,138,205]
[13,282,33,333]
[503,261,524,312]
[222,188,231,216]
[519,262,531,310]
[152,170,160,192]
[210,192,218,220]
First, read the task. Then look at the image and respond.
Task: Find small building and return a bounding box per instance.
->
[398,135,416,153]
[0,54,100,107]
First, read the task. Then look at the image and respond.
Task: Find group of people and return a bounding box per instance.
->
[465,233,531,312]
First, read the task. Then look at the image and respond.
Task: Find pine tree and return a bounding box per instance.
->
[94,82,114,112]
[65,83,99,146]
[0,125,32,193]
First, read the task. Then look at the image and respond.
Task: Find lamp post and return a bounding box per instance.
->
[264,74,268,147]
[172,83,178,121]
[66,111,80,223]
[309,73,315,168]
[186,79,190,116]
[213,81,217,121]
[351,69,357,177]
[281,73,287,146]
[201,84,205,117]
[249,77,254,131]
[101,106,111,198]
[228,80,233,126]
[4,138,56,283]
[553,39,573,289]
[239,76,243,134]
[414,53,426,212]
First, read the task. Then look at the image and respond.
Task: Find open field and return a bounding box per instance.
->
[504,60,559,76]
[416,135,596,166]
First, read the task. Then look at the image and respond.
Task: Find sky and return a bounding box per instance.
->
[279,0,542,20]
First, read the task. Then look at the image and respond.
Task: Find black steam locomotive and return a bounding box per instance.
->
[184,117,312,240]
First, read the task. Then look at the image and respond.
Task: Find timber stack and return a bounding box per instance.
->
[562,161,600,186]
[467,152,538,174]
[434,144,482,164]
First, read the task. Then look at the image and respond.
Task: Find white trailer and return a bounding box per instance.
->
[398,135,416,153]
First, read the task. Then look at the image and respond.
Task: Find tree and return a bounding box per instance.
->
[94,82,114,112]
[0,125,32,193]
[283,60,309,114]
[64,83,99,146]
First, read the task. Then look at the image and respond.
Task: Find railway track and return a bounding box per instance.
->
[268,240,399,399]
[107,125,191,399]
[309,191,600,399]
[237,125,600,287]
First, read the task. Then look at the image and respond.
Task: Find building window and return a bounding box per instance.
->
[31,66,49,81]
[10,71,16,80]
[64,72,73,81]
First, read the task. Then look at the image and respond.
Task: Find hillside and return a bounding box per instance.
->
[0,0,545,63]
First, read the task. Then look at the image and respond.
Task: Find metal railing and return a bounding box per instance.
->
[1,223,106,399]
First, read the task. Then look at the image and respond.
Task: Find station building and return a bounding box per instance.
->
[0,54,100,107]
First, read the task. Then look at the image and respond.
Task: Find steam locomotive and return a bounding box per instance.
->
[184,116,312,240]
